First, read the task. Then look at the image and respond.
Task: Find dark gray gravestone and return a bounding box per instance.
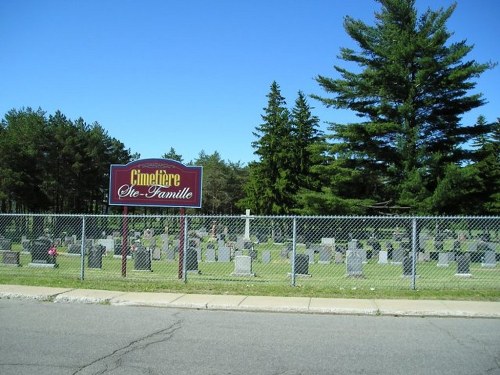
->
[134,245,151,271]
[248,246,258,261]
[2,251,20,266]
[346,250,363,277]
[88,245,103,269]
[31,238,52,265]
[456,253,471,277]
[218,246,231,262]
[402,255,413,277]
[294,254,310,276]
[0,238,12,250]
[68,243,80,255]
[186,247,199,273]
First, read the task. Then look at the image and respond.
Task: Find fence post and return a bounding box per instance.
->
[411,217,417,290]
[183,215,188,283]
[80,215,86,281]
[291,217,297,287]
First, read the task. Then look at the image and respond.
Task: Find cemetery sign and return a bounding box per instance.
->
[109,158,203,208]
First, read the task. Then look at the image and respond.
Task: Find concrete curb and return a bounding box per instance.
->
[0,285,499,318]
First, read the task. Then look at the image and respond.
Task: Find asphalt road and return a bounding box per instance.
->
[0,299,499,375]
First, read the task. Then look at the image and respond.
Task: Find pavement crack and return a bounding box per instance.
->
[72,316,183,375]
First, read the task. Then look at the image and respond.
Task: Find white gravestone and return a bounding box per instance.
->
[378,250,388,264]
[231,255,255,277]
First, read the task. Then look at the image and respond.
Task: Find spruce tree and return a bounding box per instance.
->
[313,0,493,213]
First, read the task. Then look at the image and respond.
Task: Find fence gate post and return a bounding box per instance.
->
[80,215,86,281]
[411,218,417,290]
[291,217,297,287]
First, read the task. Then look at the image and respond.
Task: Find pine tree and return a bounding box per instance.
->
[313,0,493,213]
[245,81,295,214]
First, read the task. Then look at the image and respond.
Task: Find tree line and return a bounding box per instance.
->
[1,0,498,215]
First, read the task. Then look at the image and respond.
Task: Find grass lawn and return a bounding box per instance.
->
[1,248,499,301]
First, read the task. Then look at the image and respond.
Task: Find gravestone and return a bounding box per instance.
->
[386,243,394,260]
[378,250,388,264]
[248,246,258,261]
[166,245,176,261]
[482,251,496,268]
[96,238,114,254]
[134,245,151,271]
[0,238,12,250]
[280,243,292,259]
[30,237,56,267]
[294,254,310,276]
[262,250,271,264]
[402,255,413,277]
[418,252,430,262]
[391,245,404,265]
[2,251,20,266]
[447,252,456,262]
[218,239,225,248]
[218,246,231,262]
[456,253,471,277]
[22,239,31,252]
[236,236,245,250]
[88,245,103,269]
[186,247,199,273]
[231,255,255,277]
[161,234,169,252]
[68,243,80,255]
[437,252,449,267]
[318,246,331,264]
[152,246,161,260]
[334,252,344,264]
[346,250,363,277]
[306,248,315,264]
[205,247,216,262]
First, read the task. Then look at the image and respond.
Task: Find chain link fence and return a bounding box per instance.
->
[0,214,499,291]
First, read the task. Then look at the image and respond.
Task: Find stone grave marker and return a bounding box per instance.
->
[88,245,103,269]
[2,250,20,266]
[30,237,56,268]
[456,253,471,277]
[186,247,200,273]
[418,252,430,262]
[280,243,292,259]
[437,252,449,267]
[378,250,388,264]
[482,251,496,268]
[97,238,114,254]
[293,253,310,277]
[134,244,151,271]
[318,246,331,264]
[218,246,231,262]
[391,244,404,265]
[166,245,176,261]
[262,250,271,264]
[346,249,363,277]
[0,238,12,250]
[236,236,245,251]
[231,255,255,277]
[68,243,80,255]
[205,247,216,262]
[306,248,315,264]
[152,246,161,260]
[402,255,413,277]
[334,251,344,264]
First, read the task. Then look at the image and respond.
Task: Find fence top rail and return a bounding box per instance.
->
[0,213,499,220]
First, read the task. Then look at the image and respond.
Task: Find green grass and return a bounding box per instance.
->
[1,249,499,301]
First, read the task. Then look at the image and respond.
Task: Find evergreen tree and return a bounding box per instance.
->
[162,147,184,162]
[245,81,295,214]
[313,0,493,213]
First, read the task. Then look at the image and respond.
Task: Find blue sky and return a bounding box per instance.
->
[1,0,499,165]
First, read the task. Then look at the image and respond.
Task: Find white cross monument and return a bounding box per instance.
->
[241,209,254,241]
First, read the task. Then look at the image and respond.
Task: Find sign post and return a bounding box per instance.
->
[109,159,203,278]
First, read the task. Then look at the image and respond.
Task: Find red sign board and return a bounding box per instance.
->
[109,159,203,208]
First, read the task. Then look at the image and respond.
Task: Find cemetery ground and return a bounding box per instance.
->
[1,240,499,301]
